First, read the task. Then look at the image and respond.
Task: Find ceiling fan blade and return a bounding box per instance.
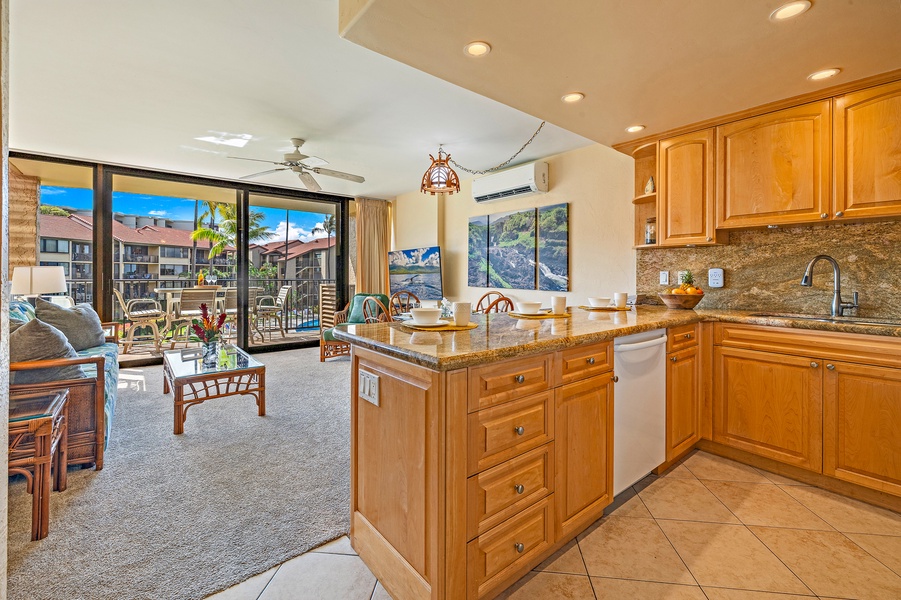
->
[298,170,322,192]
[240,168,289,180]
[228,156,282,165]
[313,167,365,183]
[298,156,329,168]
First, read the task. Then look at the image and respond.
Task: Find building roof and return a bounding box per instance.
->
[38,213,223,250]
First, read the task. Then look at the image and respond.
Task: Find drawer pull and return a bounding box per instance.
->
[514,484,525,494]
[515,375,525,384]
[820,213,829,219]
[514,543,524,553]
[683,333,692,339]
[670,356,677,362]
[810,361,819,368]
[612,375,619,383]
[514,426,525,436]
[836,211,844,217]
[826,363,835,370]
[587,357,595,365]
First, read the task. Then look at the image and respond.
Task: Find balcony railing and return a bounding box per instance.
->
[72,253,93,261]
[122,272,158,280]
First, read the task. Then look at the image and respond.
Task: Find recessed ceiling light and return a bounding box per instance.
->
[808,68,841,81]
[626,125,645,133]
[561,92,585,103]
[463,41,491,57]
[770,1,812,21]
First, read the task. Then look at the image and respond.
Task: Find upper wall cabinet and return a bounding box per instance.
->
[716,100,832,229]
[658,129,717,246]
[834,80,901,221]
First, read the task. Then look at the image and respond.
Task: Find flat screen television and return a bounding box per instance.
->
[388,246,443,301]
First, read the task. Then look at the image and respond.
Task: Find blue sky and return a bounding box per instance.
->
[40,186,333,242]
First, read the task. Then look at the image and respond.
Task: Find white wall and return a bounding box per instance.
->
[392,143,635,306]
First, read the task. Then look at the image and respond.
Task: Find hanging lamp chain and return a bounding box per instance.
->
[447,121,546,175]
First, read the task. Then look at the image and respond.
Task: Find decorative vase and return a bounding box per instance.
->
[201,341,218,368]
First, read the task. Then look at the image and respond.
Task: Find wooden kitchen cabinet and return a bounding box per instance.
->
[834,79,901,221]
[658,128,717,246]
[713,346,823,471]
[824,361,901,497]
[666,345,700,462]
[716,100,832,228]
[632,142,658,248]
[554,372,614,541]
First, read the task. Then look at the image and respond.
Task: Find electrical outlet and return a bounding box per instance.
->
[359,370,380,406]
[676,270,688,284]
[708,268,724,288]
[659,271,669,285]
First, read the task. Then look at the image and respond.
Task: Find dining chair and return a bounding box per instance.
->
[389,291,420,317]
[483,296,514,313]
[475,290,506,313]
[113,288,166,353]
[362,296,393,323]
[256,285,291,341]
[169,286,219,348]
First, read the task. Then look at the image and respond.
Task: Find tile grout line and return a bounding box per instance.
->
[574,532,600,600]
[254,563,283,600]
[834,529,901,581]
[367,578,378,600]
[647,507,706,591]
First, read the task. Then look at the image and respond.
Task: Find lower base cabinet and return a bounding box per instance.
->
[666,345,700,461]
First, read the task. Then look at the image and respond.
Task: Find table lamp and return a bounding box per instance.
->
[11,266,68,305]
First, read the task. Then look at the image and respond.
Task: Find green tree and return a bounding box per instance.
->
[311,214,336,279]
[40,205,71,216]
[192,202,273,258]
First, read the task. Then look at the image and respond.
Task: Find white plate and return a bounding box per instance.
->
[409,320,451,328]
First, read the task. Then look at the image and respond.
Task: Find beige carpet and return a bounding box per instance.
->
[7,348,351,600]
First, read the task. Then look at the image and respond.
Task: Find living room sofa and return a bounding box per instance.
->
[9,300,119,470]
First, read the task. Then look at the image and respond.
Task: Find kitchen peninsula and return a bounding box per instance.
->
[335,307,901,600]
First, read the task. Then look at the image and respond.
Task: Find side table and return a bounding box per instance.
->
[9,388,69,541]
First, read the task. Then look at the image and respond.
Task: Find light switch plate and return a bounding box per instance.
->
[659,271,669,285]
[359,370,380,406]
[708,268,724,288]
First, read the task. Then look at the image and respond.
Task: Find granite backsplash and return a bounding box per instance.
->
[636,220,901,319]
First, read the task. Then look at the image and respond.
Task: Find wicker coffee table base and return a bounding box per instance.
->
[163,364,266,435]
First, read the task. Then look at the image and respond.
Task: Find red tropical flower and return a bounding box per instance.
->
[191,303,227,343]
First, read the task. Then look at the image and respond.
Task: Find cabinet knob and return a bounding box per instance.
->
[706,236,713,242]
[684,333,692,339]
[515,374,525,384]
[514,426,525,436]
[835,211,844,217]
[587,357,595,365]
[810,361,819,368]
[514,484,525,495]
[514,543,525,553]
[670,356,677,362]
[826,363,835,370]
[820,213,829,219]
[612,375,619,383]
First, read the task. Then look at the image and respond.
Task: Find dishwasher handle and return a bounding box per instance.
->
[614,335,667,353]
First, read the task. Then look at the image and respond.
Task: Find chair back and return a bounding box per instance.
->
[362,297,392,323]
[112,288,129,316]
[347,293,390,324]
[475,291,505,313]
[223,287,238,312]
[276,285,291,306]
[483,296,514,313]
[178,287,219,316]
[389,291,420,316]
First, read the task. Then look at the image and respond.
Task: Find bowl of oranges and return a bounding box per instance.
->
[659,270,704,309]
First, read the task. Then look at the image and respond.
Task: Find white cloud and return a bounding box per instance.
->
[40,188,66,196]
[148,210,168,216]
[269,220,312,242]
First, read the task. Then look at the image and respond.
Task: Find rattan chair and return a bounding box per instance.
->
[483,296,514,313]
[475,290,506,313]
[362,296,393,323]
[389,291,420,317]
[320,292,390,361]
[113,288,166,353]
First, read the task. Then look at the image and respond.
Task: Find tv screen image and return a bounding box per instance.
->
[388,246,443,301]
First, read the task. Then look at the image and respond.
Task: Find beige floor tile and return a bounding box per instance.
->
[205,567,279,600]
[257,552,376,600]
[606,487,653,519]
[577,516,695,585]
[658,520,811,595]
[370,581,393,600]
[310,535,357,555]
[682,452,771,483]
[750,526,901,599]
[495,571,595,599]
[634,473,659,492]
[533,538,587,575]
[703,481,832,530]
[845,533,901,575]
[592,578,706,599]
[781,485,901,535]
[637,477,740,524]
[754,468,809,486]
[702,588,815,599]
[660,464,699,480]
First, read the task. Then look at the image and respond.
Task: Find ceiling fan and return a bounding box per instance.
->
[229,138,365,192]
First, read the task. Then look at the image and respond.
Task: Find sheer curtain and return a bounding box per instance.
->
[355,197,390,294]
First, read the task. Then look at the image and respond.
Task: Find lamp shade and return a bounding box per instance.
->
[10,266,68,295]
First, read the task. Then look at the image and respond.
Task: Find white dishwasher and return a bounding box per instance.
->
[612,328,667,495]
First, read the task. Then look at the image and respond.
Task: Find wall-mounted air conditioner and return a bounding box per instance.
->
[472,161,548,203]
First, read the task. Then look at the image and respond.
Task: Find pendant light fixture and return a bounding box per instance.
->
[421,147,461,195]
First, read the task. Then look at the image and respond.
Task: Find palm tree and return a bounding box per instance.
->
[192,203,273,262]
[311,214,336,279]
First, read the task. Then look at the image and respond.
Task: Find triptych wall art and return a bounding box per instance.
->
[467,203,569,291]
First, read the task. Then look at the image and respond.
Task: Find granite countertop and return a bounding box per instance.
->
[333,306,901,371]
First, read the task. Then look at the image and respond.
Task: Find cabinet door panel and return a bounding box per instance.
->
[659,129,716,246]
[834,80,901,220]
[667,347,700,461]
[716,101,831,228]
[713,347,822,471]
[824,361,901,496]
[554,373,613,541]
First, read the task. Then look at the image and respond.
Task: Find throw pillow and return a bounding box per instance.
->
[10,318,86,384]
[35,297,106,351]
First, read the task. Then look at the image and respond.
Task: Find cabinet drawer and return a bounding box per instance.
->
[668,323,699,353]
[467,443,554,540]
[468,392,554,475]
[557,342,613,385]
[468,354,553,412]
[467,495,554,600]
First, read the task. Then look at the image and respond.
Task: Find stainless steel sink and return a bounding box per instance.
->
[749,312,901,328]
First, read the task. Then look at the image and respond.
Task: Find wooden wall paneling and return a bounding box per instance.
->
[658,129,716,246]
[7,163,38,271]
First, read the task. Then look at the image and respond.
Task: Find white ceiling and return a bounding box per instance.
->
[9,0,592,200]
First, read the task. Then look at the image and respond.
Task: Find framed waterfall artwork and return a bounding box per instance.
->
[488,208,536,290]
[537,203,569,291]
[467,215,489,287]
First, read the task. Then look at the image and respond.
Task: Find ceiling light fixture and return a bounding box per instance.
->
[561,92,585,103]
[808,68,841,81]
[463,41,491,57]
[194,131,252,148]
[769,1,812,21]
[421,147,460,196]
[626,125,645,133]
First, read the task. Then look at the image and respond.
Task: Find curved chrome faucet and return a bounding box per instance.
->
[800,255,859,317]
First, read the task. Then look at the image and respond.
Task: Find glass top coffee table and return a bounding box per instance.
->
[162,344,266,435]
